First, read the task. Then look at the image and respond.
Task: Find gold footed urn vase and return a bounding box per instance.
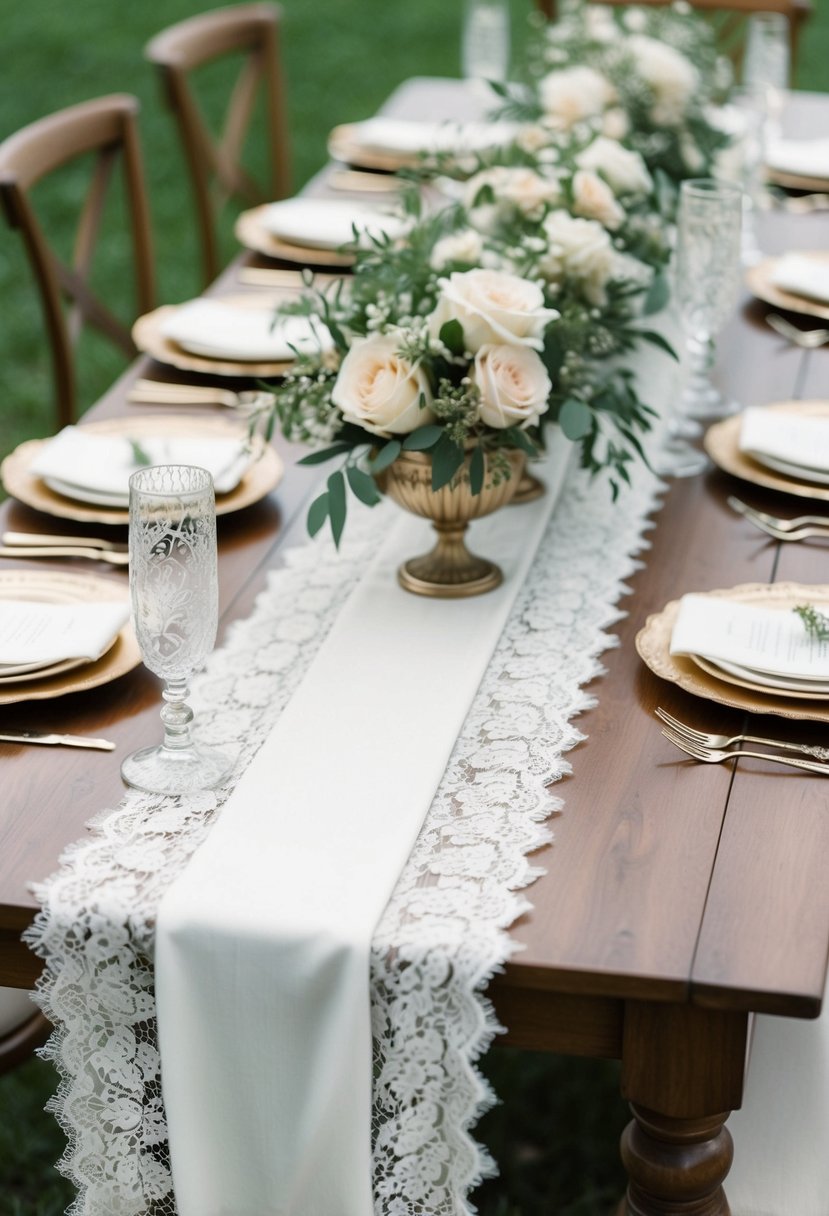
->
[380,447,526,598]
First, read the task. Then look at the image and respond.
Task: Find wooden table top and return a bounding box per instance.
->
[1,81,828,1036]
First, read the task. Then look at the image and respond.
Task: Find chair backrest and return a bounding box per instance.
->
[0,95,155,429]
[533,0,812,70]
[146,2,291,287]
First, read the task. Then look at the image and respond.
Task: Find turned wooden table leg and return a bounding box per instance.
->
[619,1002,749,1216]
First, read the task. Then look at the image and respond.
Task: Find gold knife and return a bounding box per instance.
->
[0,732,115,751]
[0,546,129,565]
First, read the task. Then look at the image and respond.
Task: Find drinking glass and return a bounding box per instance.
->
[743,13,790,142]
[121,464,233,795]
[657,179,743,478]
[461,0,510,86]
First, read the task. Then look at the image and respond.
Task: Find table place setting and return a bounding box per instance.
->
[704,400,829,502]
[235,194,411,266]
[747,250,829,322]
[0,414,283,524]
[766,134,829,191]
[727,496,829,543]
[327,115,522,172]
[636,582,829,724]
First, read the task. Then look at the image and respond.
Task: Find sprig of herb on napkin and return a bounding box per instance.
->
[128,438,152,467]
[794,604,829,642]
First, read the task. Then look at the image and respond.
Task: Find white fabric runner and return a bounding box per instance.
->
[24,332,675,1216]
[156,441,573,1216]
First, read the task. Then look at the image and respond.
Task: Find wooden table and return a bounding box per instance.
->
[1,80,828,1214]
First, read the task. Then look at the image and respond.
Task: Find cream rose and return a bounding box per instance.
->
[572,169,625,230]
[430,228,484,269]
[427,268,559,353]
[473,344,552,429]
[464,166,561,220]
[627,34,699,127]
[538,211,616,306]
[331,333,435,436]
[576,136,652,196]
[539,66,616,129]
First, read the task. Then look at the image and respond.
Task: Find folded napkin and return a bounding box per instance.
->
[0,599,129,670]
[31,426,254,504]
[670,593,829,682]
[261,197,409,251]
[350,116,520,156]
[766,137,829,179]
[769,253,829,305]
[160,299,332,362]
[739,406,829,475]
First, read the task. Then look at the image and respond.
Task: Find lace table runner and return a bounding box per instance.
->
[25,401,667,1215]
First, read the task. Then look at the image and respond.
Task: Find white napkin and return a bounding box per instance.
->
[769,253,829,304]
[31,426,254,503]
[0,600,129,669]
[161,299,332,362]
[261,197,409,250]
[766,136,829,179]
[351,116,520,156]
[739,406,829,475]
[670,593,829,681]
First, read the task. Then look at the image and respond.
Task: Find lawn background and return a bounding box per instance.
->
[0,1,827,1212]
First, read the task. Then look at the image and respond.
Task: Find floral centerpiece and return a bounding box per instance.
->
[256,193,670,592]
[492,0,731,198]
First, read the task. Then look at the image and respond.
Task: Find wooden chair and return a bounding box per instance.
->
[533,0,812,71]
[0,988,49,1075]
[146,3,291,287]
[0,95,155,430]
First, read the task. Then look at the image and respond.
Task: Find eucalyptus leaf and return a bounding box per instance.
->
[402,425,444,451]
[346,464,382,506]
[438,318,465,357]
[431,432,465,491]
[469,444,485,496]
[502,426,537,456]
[298,442,353,466]
[643,272,670,316]
[630,329,679,361]
[558,399,593,441]
[307,492,329,538]
[369,439,402,473]
[327,470,347,548]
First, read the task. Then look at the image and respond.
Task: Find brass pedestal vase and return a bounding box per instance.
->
[511,469,546,504]
[381,447,526,598]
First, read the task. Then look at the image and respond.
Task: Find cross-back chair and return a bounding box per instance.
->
[146,2,291,287]
[533,0,812,71]
[0,94,155,430]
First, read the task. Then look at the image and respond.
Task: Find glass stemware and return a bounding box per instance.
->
[656,179,743,478]
[121,464,233,795]
[461,0,510,87]
[743,12,790,144]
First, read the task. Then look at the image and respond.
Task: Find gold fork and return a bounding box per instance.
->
[766,313,829,348]
[727,496,829,533]
[661,729,829,776]
[656,707,829,761]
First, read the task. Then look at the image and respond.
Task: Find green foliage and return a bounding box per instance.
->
[794,604,829,642]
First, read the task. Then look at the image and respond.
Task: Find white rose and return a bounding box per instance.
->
[464,166,561,222]
[572,169,625,230]
[539,66,616,130]
[601,107,630,141]
[576,136,652,196]
[585,5,617,42]
[539,210,616,306]
[627,34,699,127]
[331,333,435,436]
[430,229,484,269]
[473,344,552,429]
[427,268,559,353]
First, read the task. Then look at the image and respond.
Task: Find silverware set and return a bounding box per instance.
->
[657,708,829,776]
[127,378,274,411]
[765,313,829,349]
[728,496,829,542]
[0,531,129,565]
[0,731,115,751]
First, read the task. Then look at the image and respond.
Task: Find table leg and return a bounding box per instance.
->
[619,1001,749,1216]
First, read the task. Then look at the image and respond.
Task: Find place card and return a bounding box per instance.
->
[739,407,829,475]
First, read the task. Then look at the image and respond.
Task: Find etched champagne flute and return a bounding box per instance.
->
[656,179,743,478]
[461,0,510,87]
[121,464,233,795]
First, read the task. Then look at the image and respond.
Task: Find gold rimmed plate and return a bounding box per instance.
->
[235,206,356,268]
[635,581,829,724]
[0,414,283,526]
[133,296,298,378]
[767,166,829,193]
[327,123,420,174]
[704,400,829,502]
[0,569,140,705]
[746,252,829,322]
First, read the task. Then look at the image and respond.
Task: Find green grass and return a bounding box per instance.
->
[0,1,828,1212]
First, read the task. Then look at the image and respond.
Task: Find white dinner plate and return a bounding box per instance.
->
[750,451,829,487]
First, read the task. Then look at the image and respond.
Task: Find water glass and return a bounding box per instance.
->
[121,464,233,795]
[461,0,510,85]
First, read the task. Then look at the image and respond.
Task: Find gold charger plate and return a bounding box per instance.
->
[327,123,420,174]
[235,206,356,268]
[635,581,829,724]
[767,166,829,192]
[0,414,283,526]
[0,569,140,705]
[133,296,295,377]
[704,400,829,502]
[746,252,829,322]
